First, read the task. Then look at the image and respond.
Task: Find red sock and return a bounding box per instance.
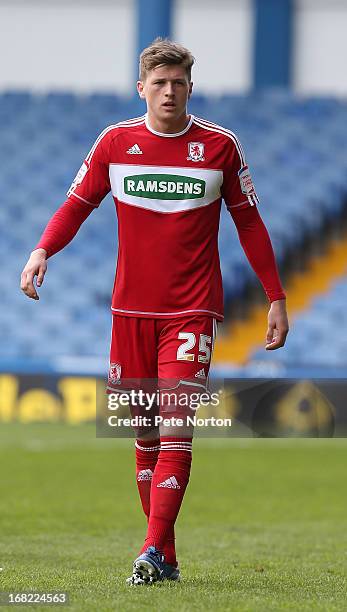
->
[141,437,192,558]
[165,527,177,567]
[135,438,178,566]
[135,438,160,517]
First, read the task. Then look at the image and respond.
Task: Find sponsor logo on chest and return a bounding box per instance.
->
[124,174,206,200]
[109,164,222,213]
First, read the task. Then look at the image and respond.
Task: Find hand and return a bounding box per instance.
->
[265,299,289,350]
[20,248,48,300]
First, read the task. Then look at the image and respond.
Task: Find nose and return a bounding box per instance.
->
[164,82,175,97]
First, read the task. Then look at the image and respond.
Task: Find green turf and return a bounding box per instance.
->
[0,424,346,611]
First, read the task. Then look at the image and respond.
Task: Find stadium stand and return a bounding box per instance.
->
[248,274,347,374]
[1,91,347,371]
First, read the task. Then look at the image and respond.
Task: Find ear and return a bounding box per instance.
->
[188,81,193,99]
[137,80,146,100]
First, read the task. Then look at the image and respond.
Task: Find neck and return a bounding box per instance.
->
[146,110,190,134]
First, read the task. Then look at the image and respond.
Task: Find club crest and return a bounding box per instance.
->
[108,362,122,385]
[187,142,205,162]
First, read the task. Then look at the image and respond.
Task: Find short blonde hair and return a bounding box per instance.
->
[139,37,195,81]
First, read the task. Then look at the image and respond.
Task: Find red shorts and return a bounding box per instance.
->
[107,315,218,392]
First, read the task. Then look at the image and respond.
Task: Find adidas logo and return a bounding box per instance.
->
[157,476,180,489]
[126,143,143,154]
[137,469,153,482]
[195,368,206,379]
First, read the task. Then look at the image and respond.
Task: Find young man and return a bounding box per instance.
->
[21,39,289,584]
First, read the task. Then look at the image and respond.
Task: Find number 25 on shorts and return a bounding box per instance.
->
[177,332,211,363]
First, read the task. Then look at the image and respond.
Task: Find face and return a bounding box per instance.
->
[137,64,193,127]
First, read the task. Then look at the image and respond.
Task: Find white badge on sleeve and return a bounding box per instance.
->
[238,165,255,195]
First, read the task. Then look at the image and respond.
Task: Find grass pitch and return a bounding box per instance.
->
[0,424,346,611]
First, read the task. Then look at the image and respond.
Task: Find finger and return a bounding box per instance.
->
[36,265,46,287]
[20,269,31,287]
[265,329,287,350]
[20,271,30,292]
[20,272,27,291]
[266,324,274,344]
[21,271,39,299]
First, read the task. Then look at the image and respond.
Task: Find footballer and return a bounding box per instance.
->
[21,39,289,584]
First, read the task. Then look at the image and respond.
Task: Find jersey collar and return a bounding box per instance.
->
[145,113,194,137]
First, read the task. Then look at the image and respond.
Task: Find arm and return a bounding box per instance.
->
[230,205,289,350]
[20,197,94,300]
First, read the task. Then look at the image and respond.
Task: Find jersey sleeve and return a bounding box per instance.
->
[221,136,259,210]
[67,128,112,207]
[34,197,94,258]
[230,205,286,302]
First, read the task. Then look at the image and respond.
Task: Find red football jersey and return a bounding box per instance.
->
[67,114,259,321]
